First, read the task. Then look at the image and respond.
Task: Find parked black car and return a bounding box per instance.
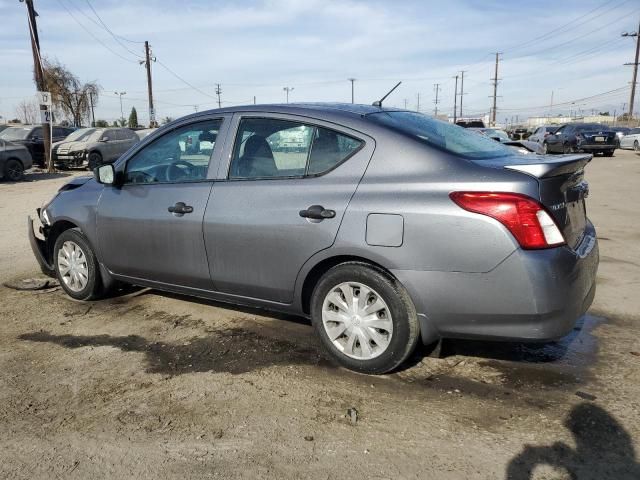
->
[542,123,616,156]
[0,139,33,181]
[0,125,75,167]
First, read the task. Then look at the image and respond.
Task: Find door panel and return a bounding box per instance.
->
[96,117,228,290]
[204,115,374,304]
[97,183,214,288]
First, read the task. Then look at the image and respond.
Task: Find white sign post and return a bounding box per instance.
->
[37,91,52,107]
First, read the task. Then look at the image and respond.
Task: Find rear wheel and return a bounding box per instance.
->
[87,152,102,171]
[311,262,420,374]
[603,150,614,157]
[54,229,105,301]
[3,159,24,181]
[562,143,573,154]
[634,140,639,152]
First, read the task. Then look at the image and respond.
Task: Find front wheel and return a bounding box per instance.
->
[311,262,420,374]
[87,152,102,171]
[3,159,24,181]
[54,229,105,301]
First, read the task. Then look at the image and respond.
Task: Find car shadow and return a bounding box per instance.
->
[19,326,328,376]
[506,402,640,479]
[4,171,72,183]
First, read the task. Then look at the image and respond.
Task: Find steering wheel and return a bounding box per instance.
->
[165,160,195,182]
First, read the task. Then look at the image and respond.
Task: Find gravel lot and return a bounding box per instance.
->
[0,151,639,479]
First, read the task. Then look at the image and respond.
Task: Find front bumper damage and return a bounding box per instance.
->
[28,211,55,277]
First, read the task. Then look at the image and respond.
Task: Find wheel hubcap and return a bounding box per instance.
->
[57,241,89,292]
[321,282,393,360]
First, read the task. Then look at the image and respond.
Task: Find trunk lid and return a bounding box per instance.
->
[482,154,591,249]
[579,130,616,146]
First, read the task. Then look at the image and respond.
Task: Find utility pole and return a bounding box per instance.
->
[416,92,420,112]
[143,41,157,127]
[348,78,356,103]
[23,0,53,172]
[253,96,256,105]
[459,70,466,119]
[490,52,502,126]
[403,99,408,109]
[114,91,126,124]
[215,83,222,108]
[89,91,95,127]
[283,86,294,103]
[453,75,459,123]
[622,19,640,120]
[433,83,441,116]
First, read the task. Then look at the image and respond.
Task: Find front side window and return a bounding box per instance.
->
[125,119,222,184]
[229,118,363,179]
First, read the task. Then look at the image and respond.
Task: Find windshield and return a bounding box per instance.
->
[482,128,510,141]
[64,128,96,142]
[0,127,32,141]
[369,111,512,159]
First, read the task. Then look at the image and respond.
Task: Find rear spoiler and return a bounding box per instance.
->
[503,154,592,179]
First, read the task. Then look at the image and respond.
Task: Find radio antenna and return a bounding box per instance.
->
[372,81,402,107]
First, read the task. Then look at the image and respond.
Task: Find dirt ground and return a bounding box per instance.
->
[0,152,639,479]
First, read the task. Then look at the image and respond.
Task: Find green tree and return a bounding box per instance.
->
[128,107,138,128]
[161,116,173,125]
[95,119,108,127]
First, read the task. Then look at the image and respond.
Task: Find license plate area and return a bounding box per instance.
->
[594,136,605,142]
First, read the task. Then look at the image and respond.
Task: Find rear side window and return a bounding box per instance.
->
[229,118,363,179]
[369,111,511,160]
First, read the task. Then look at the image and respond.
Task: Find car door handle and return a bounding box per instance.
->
[168,202,193,215]
[299,205,335,220]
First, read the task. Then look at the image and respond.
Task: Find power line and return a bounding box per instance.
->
[55,0,139,63]
[154,60,218,100]
[82,0,144,55]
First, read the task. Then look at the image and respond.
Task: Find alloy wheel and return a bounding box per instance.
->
[57,241,89,292]
[321,281,393,360]
[5,160,24,181]
[635,141,639,152]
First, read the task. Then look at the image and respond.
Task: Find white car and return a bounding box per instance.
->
[619,127,640,152]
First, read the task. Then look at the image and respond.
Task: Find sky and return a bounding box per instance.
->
[0,0,638,126]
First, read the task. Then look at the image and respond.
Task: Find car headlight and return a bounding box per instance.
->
[41,207,51,226]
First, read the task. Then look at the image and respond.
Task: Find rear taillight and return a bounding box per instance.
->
[449,192,565,249]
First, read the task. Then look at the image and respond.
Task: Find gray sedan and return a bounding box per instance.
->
[28,104,599,374]
[0,139,33,181]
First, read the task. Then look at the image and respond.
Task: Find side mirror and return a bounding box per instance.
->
[95,164,115,185]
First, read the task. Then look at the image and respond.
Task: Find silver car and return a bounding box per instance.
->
[619,127,640,151]
[529,125,560,144]
[28,104,599,374]
[53,127,140,170]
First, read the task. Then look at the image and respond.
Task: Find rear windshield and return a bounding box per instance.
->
[575,124,609,132]
[369,111,512,160]
[0,127,32,141]
[546,126,559,133]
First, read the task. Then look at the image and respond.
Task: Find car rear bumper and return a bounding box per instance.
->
[578,144,615,151]
[393,222,599,344]
[28,215,55,277]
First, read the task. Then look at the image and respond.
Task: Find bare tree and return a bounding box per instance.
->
[41,58,101,127]
[15,99,39,124]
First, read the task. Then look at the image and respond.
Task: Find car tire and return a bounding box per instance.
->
[562,143,573,154]
[87,152,102,171]
[603,151,614,157]
[634,141,639,152]
[3,158,24,181]
[310,262,420,374]
[53,229,105,301]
